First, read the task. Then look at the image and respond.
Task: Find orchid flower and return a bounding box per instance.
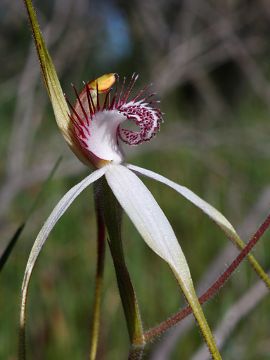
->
[20,1,270,359]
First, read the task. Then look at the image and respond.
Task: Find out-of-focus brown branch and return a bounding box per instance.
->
[191,270,270,360]
[150,185,270,359]
[0,157,83,222]
[152,9,262,96]
[146,213,270,343]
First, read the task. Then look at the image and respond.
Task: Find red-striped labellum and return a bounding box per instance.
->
[67,73,162,168]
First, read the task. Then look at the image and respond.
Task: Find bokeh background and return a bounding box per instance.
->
[1,0,270,359]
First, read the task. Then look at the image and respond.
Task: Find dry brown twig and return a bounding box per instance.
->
[150,184,270,360]
[191,270,270,360]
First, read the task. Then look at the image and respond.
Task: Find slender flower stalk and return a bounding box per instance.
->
[101,179,145,348]
[20,1,270,359]
[144,213,270,341]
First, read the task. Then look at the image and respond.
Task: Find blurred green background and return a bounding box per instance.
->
[1,0,270,359]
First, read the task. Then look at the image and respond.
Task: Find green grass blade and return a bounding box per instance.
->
[89,192,106,360]
[0,224,25,272]
[0,157,62,273]
[25,156,63,222]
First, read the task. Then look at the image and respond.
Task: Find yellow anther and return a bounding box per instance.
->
[89,73,116,93]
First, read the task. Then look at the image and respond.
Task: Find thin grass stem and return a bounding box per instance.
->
[89,191,106,360]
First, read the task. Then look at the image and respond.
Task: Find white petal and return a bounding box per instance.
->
[127,164,238,242]
[106,165,221,356]
[85,110,125,164]
[105,164,193,289]
[21,167,106,292]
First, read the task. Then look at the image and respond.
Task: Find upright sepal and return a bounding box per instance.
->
[23,0,115,167]
[23,0,71,142]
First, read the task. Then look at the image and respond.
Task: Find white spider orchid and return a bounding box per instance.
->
[22,68,223,355]
[20,1,270,359]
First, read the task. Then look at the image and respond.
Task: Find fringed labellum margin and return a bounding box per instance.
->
[66,73,162,168]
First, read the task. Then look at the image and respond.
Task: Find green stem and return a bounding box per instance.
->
[128,346,144,360]
[89,190,106,360]
[100,179,145,348]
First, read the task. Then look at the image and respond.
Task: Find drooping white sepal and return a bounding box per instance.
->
[105,164,193,288]
[105,164,222,355]
[20,167,106,327]
[127,164,239,242]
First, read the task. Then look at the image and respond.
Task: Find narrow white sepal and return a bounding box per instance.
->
[127,164,238,242]
[105,164,193,290]
[22,167,106,291]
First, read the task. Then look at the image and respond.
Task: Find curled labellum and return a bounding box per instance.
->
[67,73,162,168]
